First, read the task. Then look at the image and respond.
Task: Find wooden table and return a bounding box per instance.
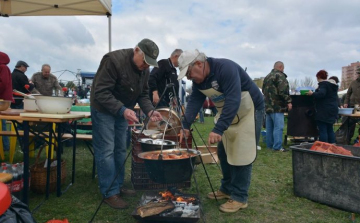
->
[0,109,90,205]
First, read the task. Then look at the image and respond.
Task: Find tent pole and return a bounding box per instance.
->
[108,15,112,52]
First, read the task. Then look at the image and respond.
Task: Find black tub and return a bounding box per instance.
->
[137,149,200,184]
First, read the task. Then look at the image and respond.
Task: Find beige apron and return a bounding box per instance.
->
[199,88,256,165]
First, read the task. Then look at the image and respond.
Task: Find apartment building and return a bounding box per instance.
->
[341,61,360,90]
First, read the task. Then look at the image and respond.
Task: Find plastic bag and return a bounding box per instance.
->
[0,195,36,223]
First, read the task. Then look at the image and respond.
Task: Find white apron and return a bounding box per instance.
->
[199,88,256,165]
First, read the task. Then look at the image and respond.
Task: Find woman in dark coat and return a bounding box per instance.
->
[307,70,339,143]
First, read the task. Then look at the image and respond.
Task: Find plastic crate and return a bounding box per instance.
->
[290,143,360,214]
[131,159,191,191]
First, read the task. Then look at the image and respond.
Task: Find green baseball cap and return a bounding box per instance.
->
[138,38,159,67]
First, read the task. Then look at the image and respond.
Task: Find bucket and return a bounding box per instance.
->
[204,109,212,116]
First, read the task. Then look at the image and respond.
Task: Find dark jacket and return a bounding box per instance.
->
[183,58,264,135]
[344,77,360,107]
[90,48,154,117]
[148,58,179,107]
[11,69,34,106]
[262,69,291,113]
[312,80,339,124]
[0,52,13,102]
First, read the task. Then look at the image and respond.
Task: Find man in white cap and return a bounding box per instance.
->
[179,49,264,213]
[90,39,163,209]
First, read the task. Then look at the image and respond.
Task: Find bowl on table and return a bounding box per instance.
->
[0,100,11,111]
[338,108,354,115]
[34,95,72,114]
[300,90,310,95]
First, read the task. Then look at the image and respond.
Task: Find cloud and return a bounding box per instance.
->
[0,0,359,87]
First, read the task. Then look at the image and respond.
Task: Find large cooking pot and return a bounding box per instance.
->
[139,138,177,152]
[23,98,39,112]
[137,149,200,184]
[34,95,72,114]
[146,108,182,136]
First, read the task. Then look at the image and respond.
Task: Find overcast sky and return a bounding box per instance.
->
[1,0,359,87]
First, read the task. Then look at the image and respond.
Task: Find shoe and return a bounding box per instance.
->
[274,148,288,152]
[207,190,230,200]
[104,194,128,209]
[120,187,136,196]
[219,199,248,213]
[257,146,261,150]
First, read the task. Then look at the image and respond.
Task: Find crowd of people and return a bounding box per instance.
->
[1,41,358,214]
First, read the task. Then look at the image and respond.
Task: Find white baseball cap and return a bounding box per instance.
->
[177,49,201,80]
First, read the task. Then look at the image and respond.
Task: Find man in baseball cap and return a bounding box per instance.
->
[178,49,264,213]
[137,38,159,67]
[11,60,34,109]
[177,49,201,80]
[90,38,163,209]
[15,60,29,68]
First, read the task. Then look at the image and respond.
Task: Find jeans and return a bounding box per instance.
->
[316,120,335,143]
[210,107,218,116]
[266,113,284,150]
[199,108,204,123]
[91,107,128,198]
[1,120,10,151]
[255,109,264,146]
[218,141,252,203]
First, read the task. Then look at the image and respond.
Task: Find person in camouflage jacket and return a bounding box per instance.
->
[262,61,292,151]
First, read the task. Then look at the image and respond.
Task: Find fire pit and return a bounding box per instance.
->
[132,190,200,223]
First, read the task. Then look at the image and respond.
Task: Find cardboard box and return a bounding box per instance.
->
[195,145,219,164]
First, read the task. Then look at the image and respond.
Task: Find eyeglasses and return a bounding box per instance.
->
[185,65,193,79]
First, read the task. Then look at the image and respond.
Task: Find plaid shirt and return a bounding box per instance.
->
[31,72,63,96]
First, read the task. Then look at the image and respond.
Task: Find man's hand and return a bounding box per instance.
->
[147,110,162,122]
[287,103,292,111]
[123,108,139,123]
[179,129,190,144]
[208,132,222,145]
[153,91,160,105]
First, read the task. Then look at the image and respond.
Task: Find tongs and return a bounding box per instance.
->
[13,90,35,99]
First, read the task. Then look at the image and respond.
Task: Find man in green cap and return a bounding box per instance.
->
[90,38,163,209]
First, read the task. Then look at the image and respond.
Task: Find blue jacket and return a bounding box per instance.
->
[312,80,339,124]
[183,58,264,135]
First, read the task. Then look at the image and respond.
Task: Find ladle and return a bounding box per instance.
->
[158,110,182,160]
[13,90,36,99]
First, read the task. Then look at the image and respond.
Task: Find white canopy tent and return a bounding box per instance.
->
[0,0,112,51]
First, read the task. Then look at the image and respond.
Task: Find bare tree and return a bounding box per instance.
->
[289,77,317,91]
[289,79,298,92]
[300,77,317,88]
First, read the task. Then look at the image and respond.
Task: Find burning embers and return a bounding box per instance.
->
[159,190,197,204]
[133,190,200,221]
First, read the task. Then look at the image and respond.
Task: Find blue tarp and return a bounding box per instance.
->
[80,71,96,78]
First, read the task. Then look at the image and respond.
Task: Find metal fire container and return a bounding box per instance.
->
[286,95,318,144]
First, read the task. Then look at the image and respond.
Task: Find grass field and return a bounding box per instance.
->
[5,117,356,223]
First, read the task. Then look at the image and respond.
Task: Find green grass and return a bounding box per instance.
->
[5,117,355,223]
